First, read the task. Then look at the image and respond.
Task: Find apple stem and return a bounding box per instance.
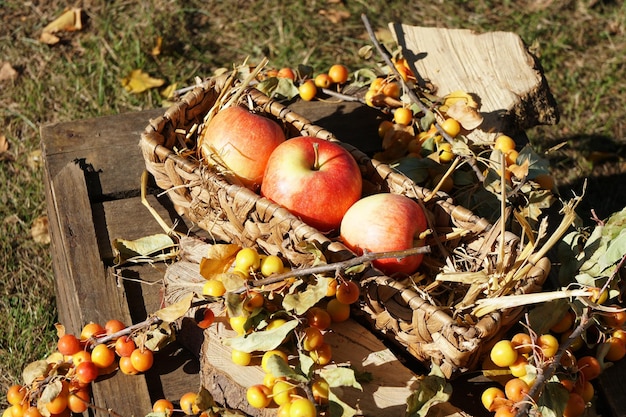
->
[236,245,431,292]
[312,142,320,171]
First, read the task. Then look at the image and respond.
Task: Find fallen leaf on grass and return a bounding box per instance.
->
[39,8,83,45]
[121,69,165,93]
[31,215,50,244]
[0,62,18,82]
[27,149,43,171]
[0,134,13,161]
[151,36,163,56]
[318,8,350,24]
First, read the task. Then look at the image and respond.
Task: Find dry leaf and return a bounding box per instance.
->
[151,36,163,56]
[27,149,43,171]
[508,158,530,179]
[0,62,18,82]
[441,90,483,130]
[31,215,50,244]
[199,243,240,279]
[160,83,178,100]
[121,69,165,94]
[445,99,484,130]
[318,8,350,24]
[0,134,12,161]
[40,8,83,45]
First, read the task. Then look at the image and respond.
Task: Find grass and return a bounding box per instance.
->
[1,0,624,409]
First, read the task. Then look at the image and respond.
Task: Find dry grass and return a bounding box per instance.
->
[1,0,624,408]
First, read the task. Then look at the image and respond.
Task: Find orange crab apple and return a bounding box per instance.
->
[199,106,286,190]
[261,136,362,232]
[340,193,427,275]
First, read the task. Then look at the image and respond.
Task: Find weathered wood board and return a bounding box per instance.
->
[391,24,559,144]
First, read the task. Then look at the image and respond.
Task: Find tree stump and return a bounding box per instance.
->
[390,24,559,143]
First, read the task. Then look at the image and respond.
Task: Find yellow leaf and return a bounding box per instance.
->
[160,82,178,100]
[509,158,530,179]
[442,90,479,109]
[39,8,83,45]
[121,69,165,94]
[155,292,194,323]
[151,36,163,57]
[199,243,240,279]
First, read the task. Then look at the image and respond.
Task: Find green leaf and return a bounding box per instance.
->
[265,353,308,383]
[282,277,330,315]
[517,145,551,179]
[391,157,437,184]
[406,364,452,417]
[155,292,194,323]
[528,298,571,335]
[351,68,378,88]
[298,351,316,379]
[296,240,328,265]
[419,110,436,132]
[225,292,245,318]
[113,234,177,265]
[319,367,363,390]
[196,387,217,412]
[600,227,626,271]
[225,319,298,353]
[255,77,299,100]
[145,412,169,417]
[537,382,569,417]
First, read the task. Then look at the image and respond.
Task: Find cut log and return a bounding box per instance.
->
[164,258,424,416]
[390,24,559,144]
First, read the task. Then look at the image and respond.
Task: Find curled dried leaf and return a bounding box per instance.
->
[39,8,83,45]
[445,99,483,130]
[31,215,50,244]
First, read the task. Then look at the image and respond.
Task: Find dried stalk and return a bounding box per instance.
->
[472,288,594,317]
[141,170,182,238]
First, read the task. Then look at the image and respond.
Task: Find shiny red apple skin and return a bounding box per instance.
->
[261,136,362,232]
[199,106,286,190]
[340,193,427,275]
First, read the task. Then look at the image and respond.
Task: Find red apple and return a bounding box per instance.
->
[261,136,362,232]
[340,193,427,275]
[199,105,286,189]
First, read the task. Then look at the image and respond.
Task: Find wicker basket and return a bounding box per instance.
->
[140,75,548,377]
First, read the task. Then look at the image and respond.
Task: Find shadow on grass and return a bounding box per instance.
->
[545,133,626,224]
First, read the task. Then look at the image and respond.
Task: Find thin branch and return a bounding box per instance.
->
[90,315,162,346]
[243,245,431,290]
[515,308,593,417]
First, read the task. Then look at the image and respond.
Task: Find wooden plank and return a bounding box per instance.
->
[42,161,153,417]
[391,25,559,143]
[41,108,164,198]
